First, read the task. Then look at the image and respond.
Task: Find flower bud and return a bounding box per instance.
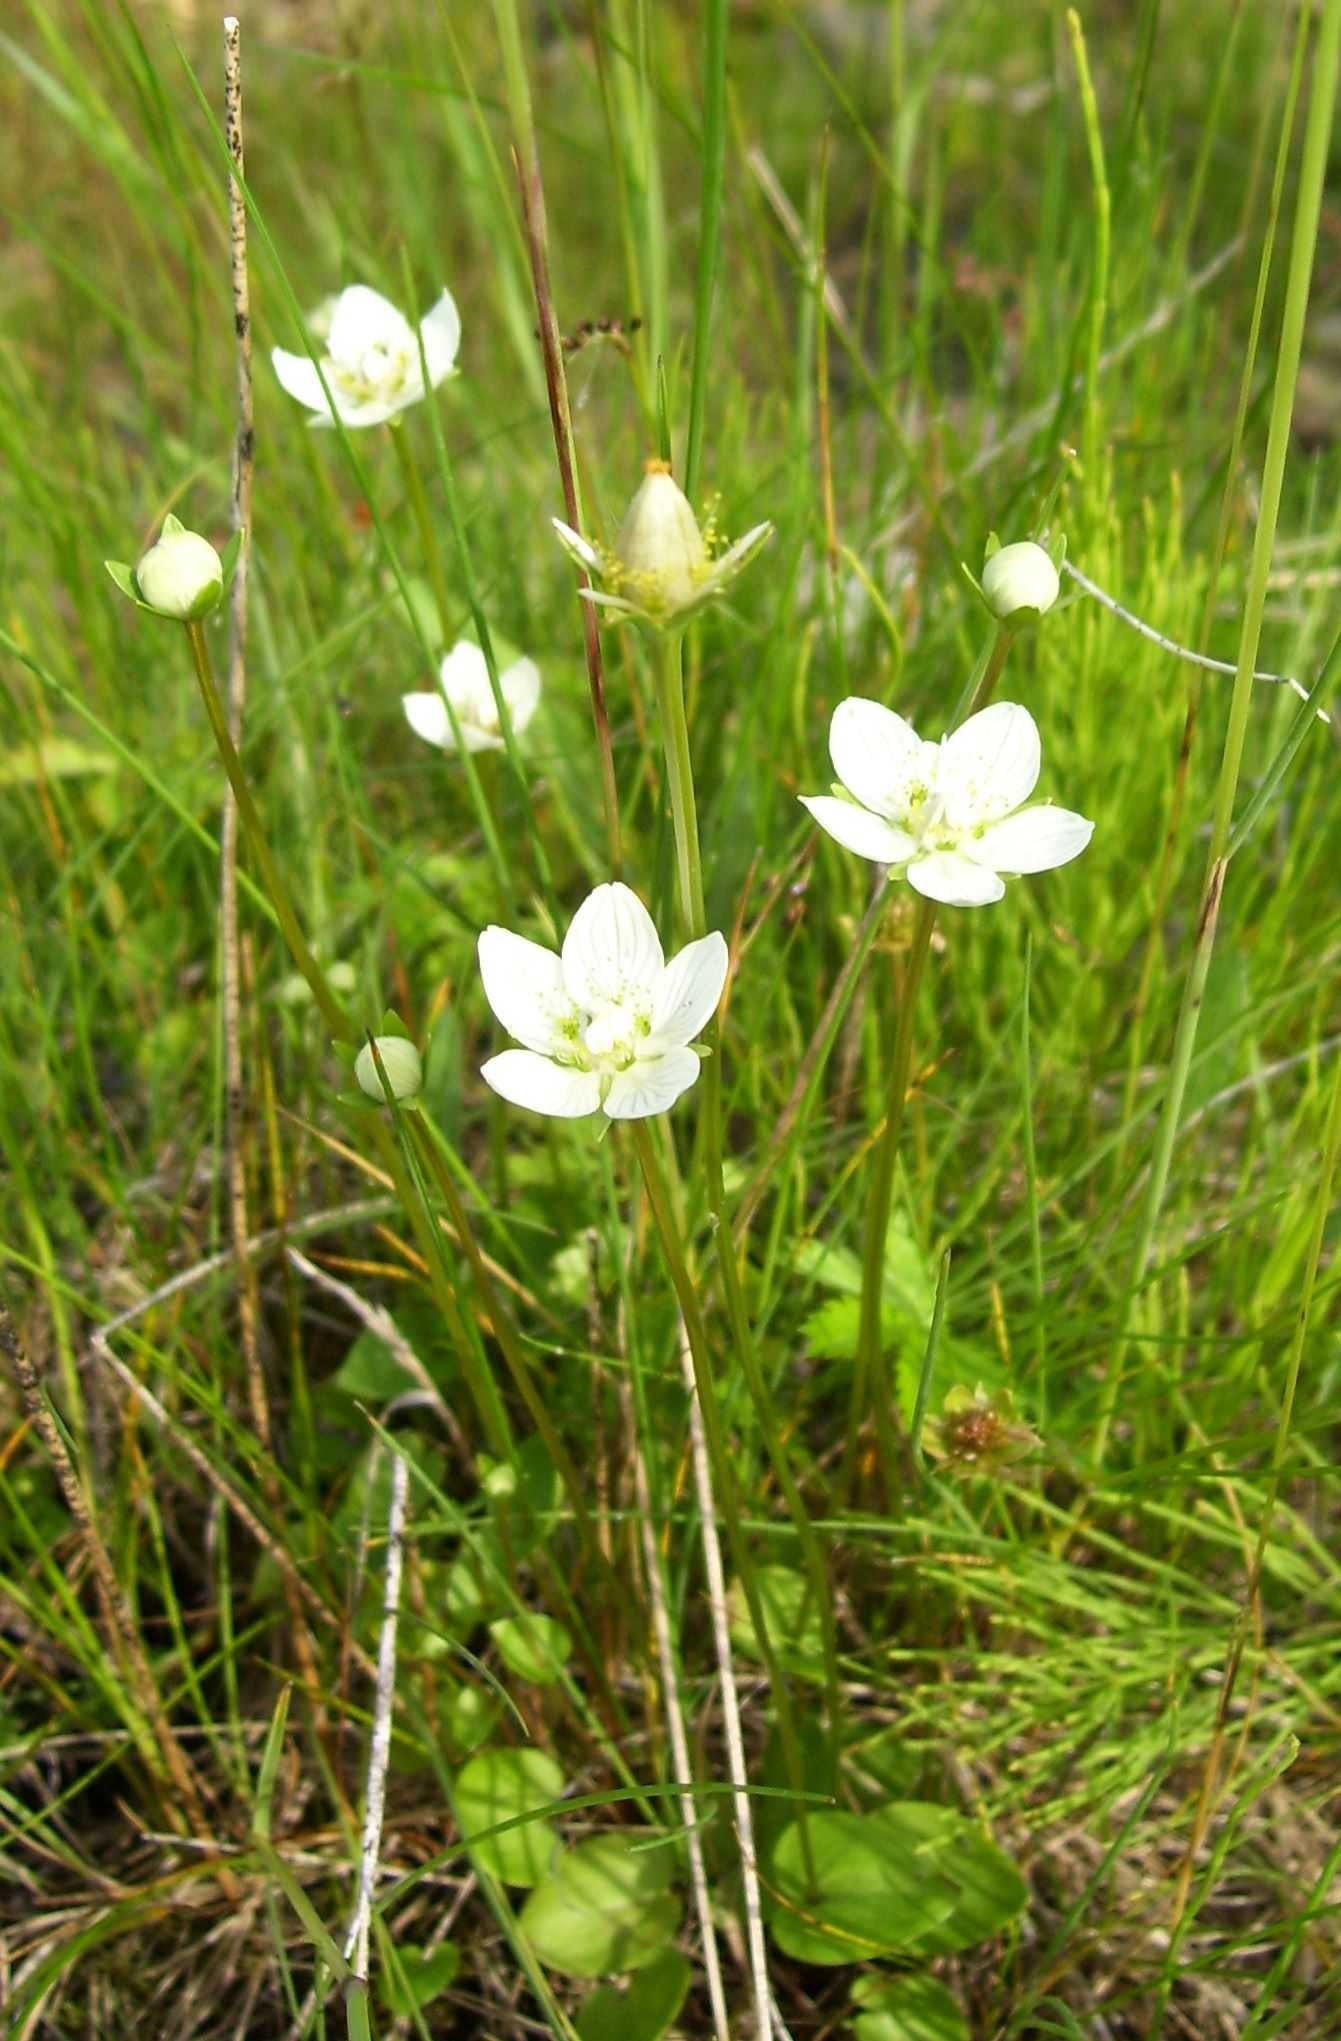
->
[135,517,224,621]
[615,461,708,612]
[354,1036,423,1103]
[981,541,1059,622]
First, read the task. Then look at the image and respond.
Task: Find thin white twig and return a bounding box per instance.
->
[344,1451,409,1978]
[1063,560,1332,724]
[629,1400,731,2040]
[678,1320,774,2041]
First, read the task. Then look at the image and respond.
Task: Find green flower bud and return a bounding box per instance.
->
[354,1036,423,1103]
[134,517,224,621]
[981,540,1059,622]
[615,461,708,612]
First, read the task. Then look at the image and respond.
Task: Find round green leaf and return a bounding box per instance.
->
[728,1564,826,1673]
[378,1941,460,2017]
[851,1971,969,2040]
[864,1804,1027,1954]
[576,1949,691,2039]
[768,1811,957,1965]
[490,1612,572,1685]
[521,1833,682,1979]
[455,1747,564,1887]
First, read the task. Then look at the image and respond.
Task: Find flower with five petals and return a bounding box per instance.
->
[272,284,460,429]
[403,641,541,755]
[478,883,728,1120]
[800,698,1093,908]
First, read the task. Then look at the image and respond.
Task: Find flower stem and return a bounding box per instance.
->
[842,895,936,1509]
[652,630,706,939]
[184,620,352,1042]
[653,630,843,1743]
[388,422,515,913]
[631,1120,817,1889]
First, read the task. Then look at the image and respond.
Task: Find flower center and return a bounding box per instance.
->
[330,342,412,404]
[562,999,653,1073]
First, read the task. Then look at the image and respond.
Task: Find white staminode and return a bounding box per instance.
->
[981,541,1060,621]
[552,459,773,631]
[478,883,729,1121]
[403,642,541,755]
[800,698,1093,908]
[272,284,460,429]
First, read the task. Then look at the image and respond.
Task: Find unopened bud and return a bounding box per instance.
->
[135,516,224,620]
[616,461,707,612]
[354,1036,423,1103]
[981,540,1059,622]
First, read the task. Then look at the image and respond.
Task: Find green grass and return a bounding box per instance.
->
[3,1,1341,2035]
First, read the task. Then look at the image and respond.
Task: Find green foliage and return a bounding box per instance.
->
[850,1971,969,2041]
[576,1949,692,2040]
[519,1833,682,1979]
[454,1747,565,1887]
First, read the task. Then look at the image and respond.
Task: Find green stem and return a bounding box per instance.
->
[631,1121,817,1886]
[405,1114,597,1553]
[1094,0,1341,1470]
[184,621,351,1042]
[656,629,842,1729]
[842,896,936,1507]
[388,423,514,913]
[684,0,727,502]
[652,631,705,939]
[1066,9,1110,493]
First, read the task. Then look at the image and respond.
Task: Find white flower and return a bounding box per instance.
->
[981,541,1060,621]
[478,883,728,1120]
[355,1035,423,1103]
[800,698,1093,908]
[552,460,772,631]
[402,641,541,755]
[133,516,224,620]
[272,284,460,429]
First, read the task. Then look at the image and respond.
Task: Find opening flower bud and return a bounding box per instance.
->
[135,518,224,621]
[981,541,1059,622]
[615,461,708,612]
[355,1036,423,1103]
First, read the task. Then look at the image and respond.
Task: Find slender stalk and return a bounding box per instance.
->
[220,16,269,1466]
[492,0,622,872]
[404,1112,598,1552]
[631,1123,816,1897]
[387,422,514,910]
[654,632,843,1731]
[652,630,706,939]
[1066,10,1110,491]
[184,619,352,1041]
[684,0,728,501]
[1094,0,1341,1468]
[842,897,935,1506]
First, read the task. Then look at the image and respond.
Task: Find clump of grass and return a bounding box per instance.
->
[3,3,1340,2037]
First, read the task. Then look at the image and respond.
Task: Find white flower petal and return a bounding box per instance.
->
[501,656,541,735]
[940,701,1040,824]
[326,284,416,365]
[439,642,493,722]
[552,519,601,575]
[603,1046,702,1120]
[402,691,455,750]
[561,883,664,1009]
[327,393,410,429]
[971,805,1094,874]
[828,697,927,820]
[650,932,729,1046]
[478,927,580,1055]
[481,1050,601,1119]
[906,851,1005,908]
[271,347,331,416]
[800,794,917,865]
[418,288,461,385]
